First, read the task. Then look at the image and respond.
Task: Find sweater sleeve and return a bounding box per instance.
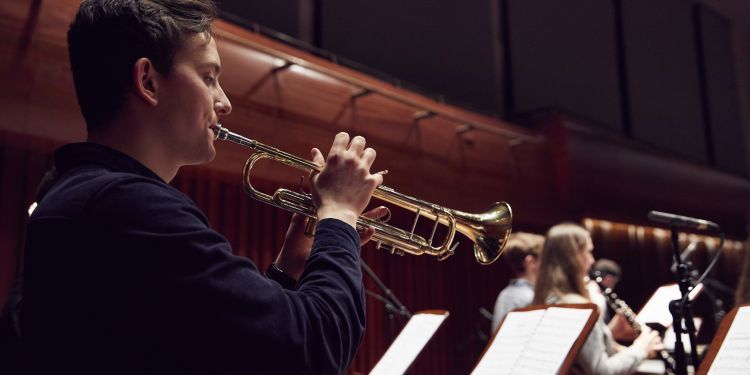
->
[88,178,365,375]
[577,321,647,375]
[555,294,646,375]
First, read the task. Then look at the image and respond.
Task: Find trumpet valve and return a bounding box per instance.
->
[376,241,404,256]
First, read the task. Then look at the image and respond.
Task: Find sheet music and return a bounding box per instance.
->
[636,359,666,374]
[369,312,448,375]
[472,308,592,375]
[636,283,703,327]
[472,310,545,375]
[515,308,593,374]
[707,306,750,375]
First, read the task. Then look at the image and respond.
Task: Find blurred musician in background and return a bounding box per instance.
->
[491,232,544,332]
[19,1,384,374]
[587,258,638,342]
[534,223,663,375]
[588,258,622,323]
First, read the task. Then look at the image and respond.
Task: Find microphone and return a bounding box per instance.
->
[648,211,720,231]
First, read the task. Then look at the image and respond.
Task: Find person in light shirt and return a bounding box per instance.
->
[491,232,544,332]
[533,223,663,375]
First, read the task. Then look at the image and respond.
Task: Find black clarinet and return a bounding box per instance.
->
[594,276,677,375]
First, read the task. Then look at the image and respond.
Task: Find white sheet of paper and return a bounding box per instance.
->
[636,359,666,374]
[636,283,703,327]
[472,310,545,375]
[472,307,592,375]
[707,306,750,375]
[369,312,448,375]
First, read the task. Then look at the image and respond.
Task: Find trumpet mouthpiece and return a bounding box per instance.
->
[210,123,224,140]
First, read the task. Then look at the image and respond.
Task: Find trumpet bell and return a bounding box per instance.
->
[457,202,513,265]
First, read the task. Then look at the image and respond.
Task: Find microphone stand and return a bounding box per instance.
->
[683,263,731,327]
[364,290,403,344]
[361,260,411,344]
[672,244,731,328]
[668,225,700,375]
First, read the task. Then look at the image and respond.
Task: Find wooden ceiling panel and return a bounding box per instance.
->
[215,41,287,98]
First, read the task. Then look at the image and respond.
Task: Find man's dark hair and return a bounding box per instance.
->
[590,258,622,279]
[503,232,544,277]
[67,0,217,131]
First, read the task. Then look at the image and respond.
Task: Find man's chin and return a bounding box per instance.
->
[185,145,216,166]
[202,146,217,164]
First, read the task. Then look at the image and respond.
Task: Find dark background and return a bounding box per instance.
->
[219,0,749,176]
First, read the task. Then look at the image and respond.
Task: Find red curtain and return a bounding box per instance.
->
[2,133,747,374]
[0,131,56,303]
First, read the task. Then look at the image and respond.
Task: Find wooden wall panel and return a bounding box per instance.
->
[533,113,750,237]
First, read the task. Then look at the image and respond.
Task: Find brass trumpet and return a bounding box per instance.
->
[212,124,512,265]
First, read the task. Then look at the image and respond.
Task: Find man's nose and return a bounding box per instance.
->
[215,87,232,116]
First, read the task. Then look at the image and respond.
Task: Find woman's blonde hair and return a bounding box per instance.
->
[533,223,591,304]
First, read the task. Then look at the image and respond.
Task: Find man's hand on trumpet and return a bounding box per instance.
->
[273,132,386,281]
[276,207,389,281]
[311,132,383,229]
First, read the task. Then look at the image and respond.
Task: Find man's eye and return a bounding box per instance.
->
[204,76,216,85]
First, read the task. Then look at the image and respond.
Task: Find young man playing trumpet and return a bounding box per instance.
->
[20,1,384,373]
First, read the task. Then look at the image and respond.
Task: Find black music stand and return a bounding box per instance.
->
[361,260,411,344]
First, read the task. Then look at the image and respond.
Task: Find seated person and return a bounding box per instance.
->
[491,232,544,332]
[588,259,639,342]
[587,258,622,323]
[533,223,663,375]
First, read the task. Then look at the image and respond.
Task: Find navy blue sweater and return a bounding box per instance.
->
[21,143,365,374]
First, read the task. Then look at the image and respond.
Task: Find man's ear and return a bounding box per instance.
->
[133,57,159,106]
[524,254,537,264]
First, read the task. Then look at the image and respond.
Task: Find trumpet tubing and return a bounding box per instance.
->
[212,124,513,265]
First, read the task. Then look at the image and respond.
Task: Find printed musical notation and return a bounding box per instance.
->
[472,307,594,375]
[707,306,750,375]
